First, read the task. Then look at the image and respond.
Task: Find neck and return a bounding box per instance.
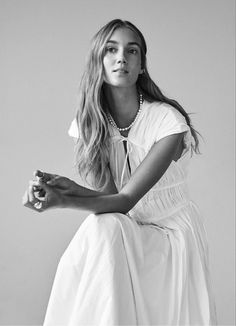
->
[103,85,139,127]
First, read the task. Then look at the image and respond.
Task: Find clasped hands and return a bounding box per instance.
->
[22,170,80,212]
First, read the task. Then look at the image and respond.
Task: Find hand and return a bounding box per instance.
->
[22,178,65,212]
[34,170,80,196]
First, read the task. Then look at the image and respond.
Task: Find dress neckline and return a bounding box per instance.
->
[108,100,147,141]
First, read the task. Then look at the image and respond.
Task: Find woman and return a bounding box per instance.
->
[23,19,217,325]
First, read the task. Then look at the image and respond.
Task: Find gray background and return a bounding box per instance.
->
[0,0,235,325]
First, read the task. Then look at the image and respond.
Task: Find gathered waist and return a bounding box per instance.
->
[128,182,192,223]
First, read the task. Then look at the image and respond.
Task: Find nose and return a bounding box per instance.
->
[117,49,127,64]
[117,57,127,64]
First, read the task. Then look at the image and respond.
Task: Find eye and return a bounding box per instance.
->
[128,48,138,54]
[105,46,117,54]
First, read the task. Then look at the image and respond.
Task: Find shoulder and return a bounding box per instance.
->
[140,100,188,136]
[137,100,190,149]
[142,100,186,123]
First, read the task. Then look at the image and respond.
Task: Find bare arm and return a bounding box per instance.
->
[23,166,118,211]
[60,132,185,214]
[35,166,118,197]
[23,133,185,213]
[64,169,118,197]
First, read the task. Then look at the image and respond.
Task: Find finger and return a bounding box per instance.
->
[38,188,46,197]
[34,170,43,178]
[39,178,56,188]
[31,184,46,198]
[30,180,40,186]
[34,190,46,200]
[30,180,47,198]
[28,185,38,204]
[33,201,44,210]
[36,195,47,202]
[22,190,38,209]
[33,185,47,201]
[30,180,44,190]
[46,176,61,186]
[36,180,53,196]
[34,170,55,183]
[46,179,56,185]
[29,180,42,194]
[22,189,44,212]
[46,176,70,189]
[22,190,35,208]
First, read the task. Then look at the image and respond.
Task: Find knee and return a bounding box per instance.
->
[83,213,123,243]
[58,213,125,267]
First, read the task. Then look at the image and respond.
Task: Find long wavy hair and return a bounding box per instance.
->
[75,19,201,190]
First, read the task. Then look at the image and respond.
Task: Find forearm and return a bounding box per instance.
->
[73,184,115,197]
[70,173,118,197]
[62,192,132,214]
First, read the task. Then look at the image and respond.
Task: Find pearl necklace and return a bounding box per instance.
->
[107,94,143,132]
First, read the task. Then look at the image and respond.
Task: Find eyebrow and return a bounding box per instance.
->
[106,40,141,47]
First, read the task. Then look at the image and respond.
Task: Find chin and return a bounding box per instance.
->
[106,79,136,88]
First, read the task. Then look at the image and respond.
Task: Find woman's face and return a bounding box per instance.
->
[103,27,142,88]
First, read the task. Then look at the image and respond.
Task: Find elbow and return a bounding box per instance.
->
[118,193,135,214]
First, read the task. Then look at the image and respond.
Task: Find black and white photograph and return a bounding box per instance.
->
[0,0,235,325]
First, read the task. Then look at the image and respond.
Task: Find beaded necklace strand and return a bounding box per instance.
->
[107,94,143,132]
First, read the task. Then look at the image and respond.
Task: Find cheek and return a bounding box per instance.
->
[102,58,111,82]
[103,56,113,68]
[130,56,142,70]
[102,59,108,77]
[102,58,107,71]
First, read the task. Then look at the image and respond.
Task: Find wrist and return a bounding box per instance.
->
[58,193,68,209]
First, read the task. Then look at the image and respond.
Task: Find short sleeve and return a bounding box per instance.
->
[68,118,79,139]
[155,107,190,143]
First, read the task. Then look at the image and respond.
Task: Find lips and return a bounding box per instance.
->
[113,68,128,73]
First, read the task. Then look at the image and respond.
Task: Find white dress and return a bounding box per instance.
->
[43,101,218,325]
